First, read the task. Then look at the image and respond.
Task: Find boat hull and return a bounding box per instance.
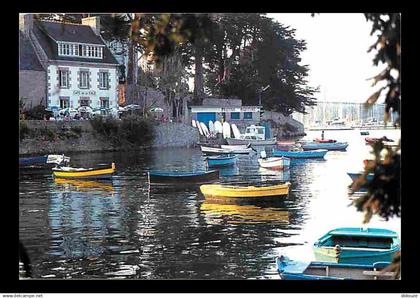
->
[273,149,328,159]
[313,227,400,265]
[258,157,290,170]
[302,142,348,151]
[148,170,219,185]
[313,247,399,265]
[206,156,237,168]
[52,163,115,180]
[226,138,277,146]
[19,156,48,166]
[347,172,374,182]
[220,145,254,154]
[200,182,290,200]
[200,146,233,155]
[276,256,394,280]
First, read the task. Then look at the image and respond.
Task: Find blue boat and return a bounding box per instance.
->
[301,142,348,151]
[19,154,70,167]
[272,149,328,159]
[347,172,374,183]
[313,227,400,265]
[206,155,237,168]
[275,256,395,280]
[19,156,48,166]
[148,170,219,185]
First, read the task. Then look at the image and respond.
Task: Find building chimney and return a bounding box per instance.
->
[19,13,34,36]
[81,16,101,36]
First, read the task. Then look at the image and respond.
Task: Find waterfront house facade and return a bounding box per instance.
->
[19,31,46,109]
[20,14,119,112]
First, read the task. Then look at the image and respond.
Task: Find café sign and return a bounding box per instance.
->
[221,107,260,112]
[73,90,96,96]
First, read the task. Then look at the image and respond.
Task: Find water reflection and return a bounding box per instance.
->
[201,201,289,225]
[18,130,401,279]
[258,168,290,182]
[54,178,115,192]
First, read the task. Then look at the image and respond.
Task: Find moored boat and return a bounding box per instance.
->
[226,137,277,146]
[226,125,276,146]
[19,154,70,167]
[200,182,291,200]
[360,131,370,136]
[313,227,400,265]
[148,170,219,185]
[52,162,115,179]
[258,157,291,170]
[272,149,328,159]
[206,155,237,168]
[347,172,374,183]
[301,141,348,151]
[220,144,255,154]
[313,138,336,143]
[365,136,393,145]
[200,145,233,155]
[275,255,395,280]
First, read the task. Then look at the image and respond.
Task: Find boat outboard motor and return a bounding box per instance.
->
[260,150,267,159]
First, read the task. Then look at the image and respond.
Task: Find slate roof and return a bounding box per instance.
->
[32,20,119,65]
[19,31,44,71]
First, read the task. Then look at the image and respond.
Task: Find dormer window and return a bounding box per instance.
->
[58,42,103,59]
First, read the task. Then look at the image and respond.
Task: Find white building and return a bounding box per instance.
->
[20,14,119,112]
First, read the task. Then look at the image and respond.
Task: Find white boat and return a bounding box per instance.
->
[231,123,241,139]
[220,144,250,149]
[214,121,223,134]
[200,146,233,155]
[258,157,291,170]
[222,122,231,138]
[220,144,254,154]
[200,122,210,138]
[226,125,276,146]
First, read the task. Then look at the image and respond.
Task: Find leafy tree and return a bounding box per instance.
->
[203,14,317,115]
[155,50,190,120]
[350,13,401,278]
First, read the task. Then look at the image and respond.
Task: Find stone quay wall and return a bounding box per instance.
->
[19,120,199,155]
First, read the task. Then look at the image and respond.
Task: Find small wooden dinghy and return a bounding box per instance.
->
[258,157,291,170]
[220,144,254,154]
[272,149,328,159]
[148,170,219,185]
[275,255,395,280]
[200,145,233,155]
[347,172,374,183]
[19,154,70,167]
[301,141,348,151]
[52,162,115,179]
[206,155,237,168]
[313,227,400,265]
[200,182,290,200]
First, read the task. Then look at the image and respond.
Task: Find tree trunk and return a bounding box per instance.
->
[193,43,205,105]
[127,40,134,85]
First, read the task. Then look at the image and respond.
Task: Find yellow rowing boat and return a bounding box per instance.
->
[200,182,290,200]
[52,162,115,179]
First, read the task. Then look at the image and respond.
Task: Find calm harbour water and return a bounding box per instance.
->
[19,129,401,279]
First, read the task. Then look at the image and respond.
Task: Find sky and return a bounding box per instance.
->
[268,13,383,103]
